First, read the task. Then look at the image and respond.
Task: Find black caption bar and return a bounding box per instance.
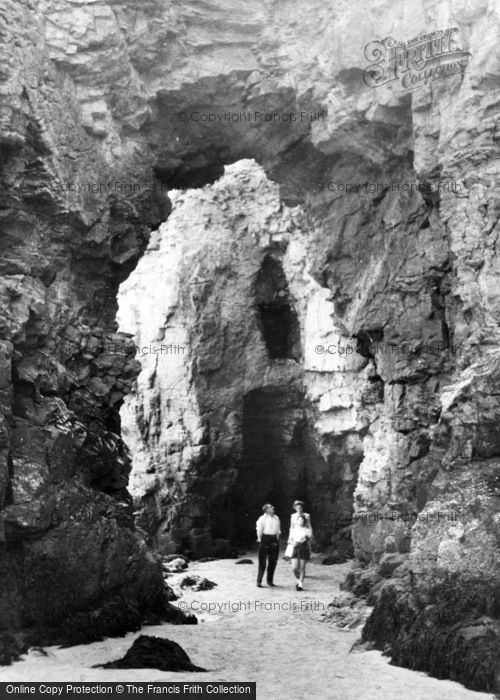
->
[0,684,256,700]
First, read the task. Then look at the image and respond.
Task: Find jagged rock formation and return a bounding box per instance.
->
[118,160,365,556]
[1,0,500,690]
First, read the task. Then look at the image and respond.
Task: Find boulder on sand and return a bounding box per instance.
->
[163,557,189,573]
[180,575,217,591]
[163,555,190,565]
[96,635,206,671]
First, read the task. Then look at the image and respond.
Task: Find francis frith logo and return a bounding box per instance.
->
[363,28,471,92]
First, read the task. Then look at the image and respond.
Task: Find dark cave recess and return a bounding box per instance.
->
[254,254,301,360]
[210,387,322,545]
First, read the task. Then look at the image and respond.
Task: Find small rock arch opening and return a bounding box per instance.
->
[255,255,301,360]
[211,386,314,545]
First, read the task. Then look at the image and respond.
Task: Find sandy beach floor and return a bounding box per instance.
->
[0,554,494,700]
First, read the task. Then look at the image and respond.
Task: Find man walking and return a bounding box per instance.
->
[256,504,281,587]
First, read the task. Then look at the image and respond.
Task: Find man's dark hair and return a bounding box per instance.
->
[262,503,273,512]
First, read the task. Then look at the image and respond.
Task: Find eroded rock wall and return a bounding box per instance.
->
[117,161,357,556]
[0,0,189,654]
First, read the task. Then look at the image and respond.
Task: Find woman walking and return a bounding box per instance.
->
[288,514,312,590]
[289,500,312,535]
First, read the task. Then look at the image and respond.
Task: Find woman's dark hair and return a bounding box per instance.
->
[293,500,305,508]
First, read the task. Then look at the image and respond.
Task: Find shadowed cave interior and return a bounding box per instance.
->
[201,254,314,545]
[255,255,301,361]
[209,387,320,546]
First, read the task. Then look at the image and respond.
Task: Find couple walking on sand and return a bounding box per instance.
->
[255,500,312,590]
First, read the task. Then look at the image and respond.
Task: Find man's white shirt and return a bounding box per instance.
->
[256,513,281,540]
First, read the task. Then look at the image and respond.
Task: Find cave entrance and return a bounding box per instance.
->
[255,255,301,360]
[213,387,312,545]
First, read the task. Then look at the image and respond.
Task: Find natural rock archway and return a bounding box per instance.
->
[117,161,347,556]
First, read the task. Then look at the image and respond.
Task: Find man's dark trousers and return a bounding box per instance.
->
[257,534,279,584]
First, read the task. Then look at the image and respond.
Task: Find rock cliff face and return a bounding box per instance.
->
[118,160,367,557]
[1,0,500,690]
